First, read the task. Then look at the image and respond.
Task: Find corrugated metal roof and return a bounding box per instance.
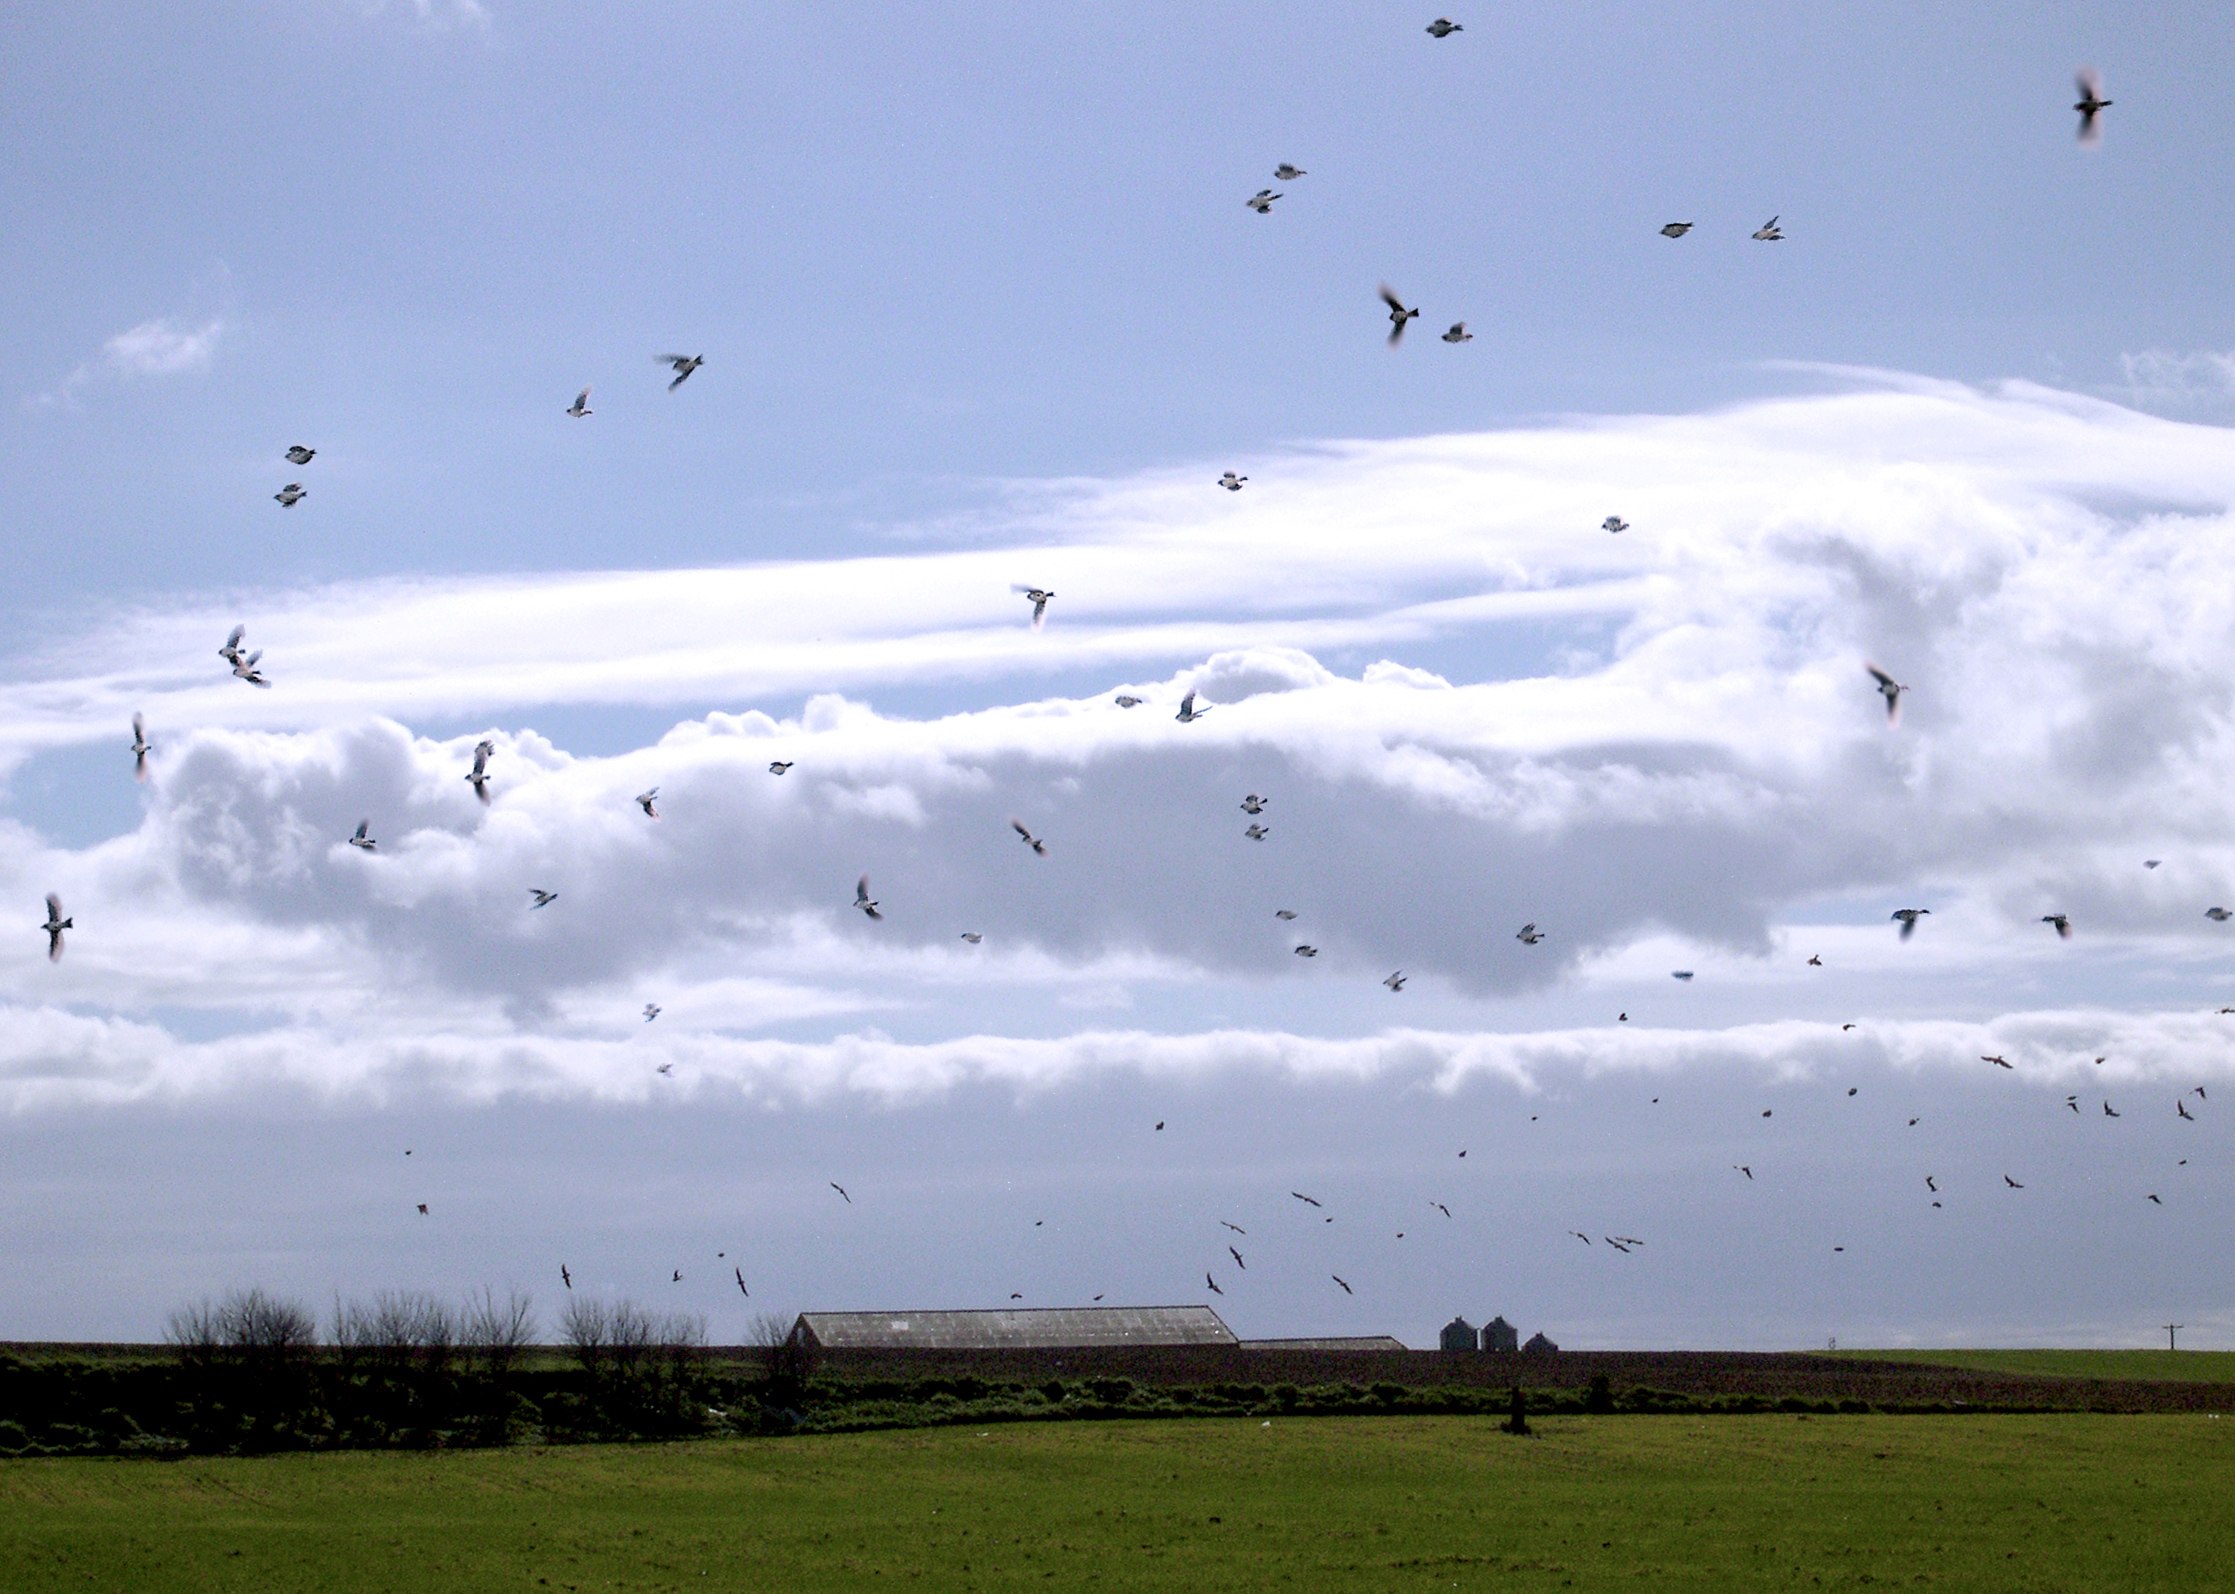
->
[1238,1336,1408,1352]
[797,1305,1236,1350]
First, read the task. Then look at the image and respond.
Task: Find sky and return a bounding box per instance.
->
[4,1,2235,1349]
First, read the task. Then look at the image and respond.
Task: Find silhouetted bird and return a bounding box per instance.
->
[1379,284,1419,345]
[561,1264,571,1289]
[41,895,70,962]
[130,714,151,781]
[1291,1191,1321,1207]
[1868,665,1907,725]
[529,888,558,908]
[1206,1273,1223,1295]
[2074,67,2110,145]
[466,740,495,804]
[285,444,316,464]
[1014,586,1054,629]
[830,1183,851,1203]
[660,353,704,388]
[566,387,592,418]
[1331,1275,1353,1294]
[2041,913,2072,939]
[854,876,882,920]
[1010,818,1048,855]
[1425,17,1462,37]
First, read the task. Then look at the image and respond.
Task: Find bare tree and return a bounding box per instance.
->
[750,1311,814,1395]
[607,1300,656,1376]
[464,1287,538,1379]
[164,1298,223,1371]
[559,1295,612,1378]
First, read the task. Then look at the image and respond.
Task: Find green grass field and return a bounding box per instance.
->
[4,1414,2231,1592]
[1840,1348,2235,1384]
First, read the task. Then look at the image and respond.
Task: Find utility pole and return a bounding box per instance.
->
[2164,1323,2183,1351]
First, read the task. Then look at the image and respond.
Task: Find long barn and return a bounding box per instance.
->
[792,1304,1237,1351]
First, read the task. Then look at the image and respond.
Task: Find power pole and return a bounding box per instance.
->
[2164,1323,2183,1351]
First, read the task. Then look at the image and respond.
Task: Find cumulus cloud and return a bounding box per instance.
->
[29,316,226,408]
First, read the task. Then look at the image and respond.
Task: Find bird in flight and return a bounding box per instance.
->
[466,740,495,804]
[231,649,270,688]
[830,1182,852,1204]
[348,820,375,852]
[1240,794,1267,814]
[417,1203,429,1215]
[2206,908,2231,922]
[2074,67,2110,145]
[2178,1100,2194,1120]
[273,482,306,507]
[1671,971,1694,982]
[1605,1236,1634,1254]
[1568,1230,1592,1245]
[1275,909,1297,920]
[2103,1101,2120,1118]
[960,932,983,944]
[1220,1220,1246,1234]
[1602,515,1629,534]
[769,760,793,775]
[1245,823,1269,840]
[1228,1245,1246,1268]
[1379,285,1419,345]
[1331,1275,1353,1294]
[660,354,704,389]
[1218,472,1247,491]
[1659,221,1693,238]
[1516,923,1543,945]
[1751,215,1784,241]
[1205,1272,1224,1295]
[636,788,660,820]
[42,894,70,962]
[1274,163,1305,180]
[1293,944,1318,957]
[219,625,248,666]
[2041,914,2072,939]
[2147,1193,2163,1205]
[529,888,558,908]
[1983,1054,2013,1069]
[1867,664,1907,725]
[1891,907,1929,939]
[1925,1175,1937,1192]
[1441,322,1472,343]
[2066,1095,2080,1113]
[735,1267,749,1296]
[1244,188,1281,214]
[1009,585,1056,631]
[643,1003,661,1023]
[566,387,592,418]
[130,714,151,782]
[854,876,883,920]
[1384,971,1406,992]
[560,1264,572,1290]
[1807,954,1822,966]
[284,444,316,465]
[1734,1165,1752,1180]
[1425,17,1462,37]
[2003,1174,2025,1189]
[672,1270,683,1283]
[1175,691,1209,723]
[1291,1191,1322,1207]
[1113,695,1142,708]
[1010,818,1048,856]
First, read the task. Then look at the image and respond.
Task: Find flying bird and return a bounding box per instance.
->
[273,483,306,507]
[1568,1231,1592,1245]
[219,625,247,666]
[1659,221,1693,238]
[2067,1095,2080,1112]
[643,1003,661,1023]
[1293,944,1318,957]
[769,761,793,775]
[1275,909,1297,920]
[1671,971,1694,981]
[2179,1100,2194,1120]
[1220,1220,1246,1234]
[2074,67,2110,145]
[1244,189,1282,214]
[466,740,495,804]
[1378,284,1419,345]
[1175,691,1209,723]
[1891,907,1929,939]
[735,1267,749,1296]
[1926,1176,1937,1192]
[2103,1101,2120,1118]
[1014,586,1054,629]
[348,820,375,852]
[1432,1202,1450,1218]
[1807,954,1822,966]
[2146,859,2162,869]
[41,895,70,962]
[1867,664,1907,724]
[1274,164,1306,180]
[417,1204,428,1215]
[1204,1272,1223,1294]
[830,1182,852,1204]
[1734,1165,1752,1180]
[1010,818,1048,856]
[1751,215,1784,241]
[854,876,883,920]
[1425,18,1462,37]
[636,788,660,820]
[1384,971,1406,992]
[1225,1246,1247,1271]
[529,889,558,908]
[2206,908,2231,922]
[2148,1194,2163,1205]
[1245,823,1269,840]
[566,387,592,418]
[1441,323,1472,343]
[1515,923,1543,945]
[2041,914,2072,939]
[284,444,316,465]
[1240,794,1267,814]
[659,354,704,388]
[672,1270,683,1283]
[560,1264,571,1289]
[130,714,151,781]
[1983,1054,2012,1069]
[1331,1275,1353,1295]
[1218,472,1247,491]
[2003,1174,2024,1189]
[960,932,983,944]
[231,650,270,688]
[1602,515,1629,534]
[1114,694,1143,708]
[1290,1191,1322,1207]
[1605,1237,1633,1254]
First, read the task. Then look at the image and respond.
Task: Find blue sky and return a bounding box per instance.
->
[4,2,2234,1347]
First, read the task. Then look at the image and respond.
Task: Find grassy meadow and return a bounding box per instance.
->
[1839,1348,2235,1384]
[4,1413,2232,1593]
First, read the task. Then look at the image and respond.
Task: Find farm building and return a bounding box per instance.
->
[1439,1316,1478,1352]
[1522,1330,1559,1354]
[791,1305,1237,1351]
[1481,1316,1519,1352]
[1239,1336,1407,1351]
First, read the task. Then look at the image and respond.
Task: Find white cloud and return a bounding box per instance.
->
[102,317,225,378]
[2118,348,2235,413]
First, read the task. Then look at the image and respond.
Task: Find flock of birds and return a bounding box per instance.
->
[36,32,2186,1325]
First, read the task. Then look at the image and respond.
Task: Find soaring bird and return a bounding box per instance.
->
[1734,1165,1752,1180]
[1425,17,1462,36]
[1113,695,1143,708]
[1441,323,1472,343]
[769,760,793,775]
[1926,1175,1937,1192]
[466,740,495,804]
[1293,944,1318,957]
[1218,472,1247,491]
[1290,1191,1322,1208]
[231,650,270,688]
[1385,971,1406,992]
[2206,908,2231,922]
[274,483,306,507]
[1331,1275,1353,1295]
[2178,1100,2194,1120]
[1751,215,1784,241]
[1240,794,1267,814]
[636,788,660,820]
[960,932,983,944]
[1605,1237,1634,1254]
[2003,1174,2025,1189]
[2103,1101,2120,1118]
[41,894,70,962]
[1807,954,1822,966]
[566,387,592,418]
[1431,1202,1451,1218]
[418,1204,429,1215]
[1379,284,1420,345]
[560,1264,572,1289]
[284,444,316,465]
[1014,586,1054,629]
[1220,1220,1246,1234]
[2145,859,2162,869]
[1228,1246,1246,1269]
[831,1182,852,1204]
[735,1267,749,1296]
[660,354,704,389]
[1602,515,1629,534]
[1983,1054,2013,1069]
[1244,188,1282,214]
[1274,163,1306,180]
[2041,913,2072,939]
[1010,818,1048,856]
[643,1003,661,1023]
[1568,1231,1592,1245]
[1206,1273,1224,1295]
[2067,1095,2080,1112]
[1516,923,1543,945]
[672,1270,683,1283]
[130,714,151,782]
[1867,664,1907,724]
[1659,221,1693,238]
[2074,67,2110,145]
[1275,909,1297,920]
[1891,907,1929,939]
[1671,971,1694,982]
[348,820,375,852]
[219,625,247,666]
[1245,823,1269,840]
[529,889,558,908]
[854,876,883,920]
[1175,691,1209,723]
[2148,1193,2163,1205]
